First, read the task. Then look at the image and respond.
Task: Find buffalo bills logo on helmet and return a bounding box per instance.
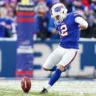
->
[54,5,64,12]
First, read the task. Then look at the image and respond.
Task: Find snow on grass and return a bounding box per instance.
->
[0,79,96,95]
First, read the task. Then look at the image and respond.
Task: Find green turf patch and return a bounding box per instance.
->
[0,89,96,96]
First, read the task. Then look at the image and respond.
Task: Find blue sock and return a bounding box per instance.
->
[48,69,62,86]
[50,66,57,71]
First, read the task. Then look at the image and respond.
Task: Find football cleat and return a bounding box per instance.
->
[63,68,66,72]
[40,88,48,94]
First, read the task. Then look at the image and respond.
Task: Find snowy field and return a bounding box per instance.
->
[0,78,96,96]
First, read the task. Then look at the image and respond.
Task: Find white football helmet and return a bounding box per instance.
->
[51,3,68,22]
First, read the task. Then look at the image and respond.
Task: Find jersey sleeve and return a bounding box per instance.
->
[75,17,88,28]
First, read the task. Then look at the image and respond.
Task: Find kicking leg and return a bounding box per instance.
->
[40,49,77,94]
[40,47,65,94]
[48,50,77,87]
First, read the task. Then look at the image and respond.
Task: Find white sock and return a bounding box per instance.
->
[44,84,52,90]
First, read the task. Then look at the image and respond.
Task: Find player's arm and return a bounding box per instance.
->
[75,17,88,30]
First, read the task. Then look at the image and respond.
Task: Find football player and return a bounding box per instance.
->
[40,3,88,94]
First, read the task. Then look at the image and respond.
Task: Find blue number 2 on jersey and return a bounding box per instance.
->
[59,25,68,37]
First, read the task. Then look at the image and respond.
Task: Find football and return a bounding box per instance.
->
[21,76,31,93]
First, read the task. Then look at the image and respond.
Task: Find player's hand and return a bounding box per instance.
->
[79,25,87,30]
[52,29,57,34]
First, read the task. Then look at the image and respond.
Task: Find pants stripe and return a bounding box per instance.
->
[64,51,77,68]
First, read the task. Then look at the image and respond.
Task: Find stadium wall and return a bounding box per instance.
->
[0,39,96,77]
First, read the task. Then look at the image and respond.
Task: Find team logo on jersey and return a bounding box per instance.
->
[54,5,64,12]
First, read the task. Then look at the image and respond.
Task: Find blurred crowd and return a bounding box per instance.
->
[0,0,96,40]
